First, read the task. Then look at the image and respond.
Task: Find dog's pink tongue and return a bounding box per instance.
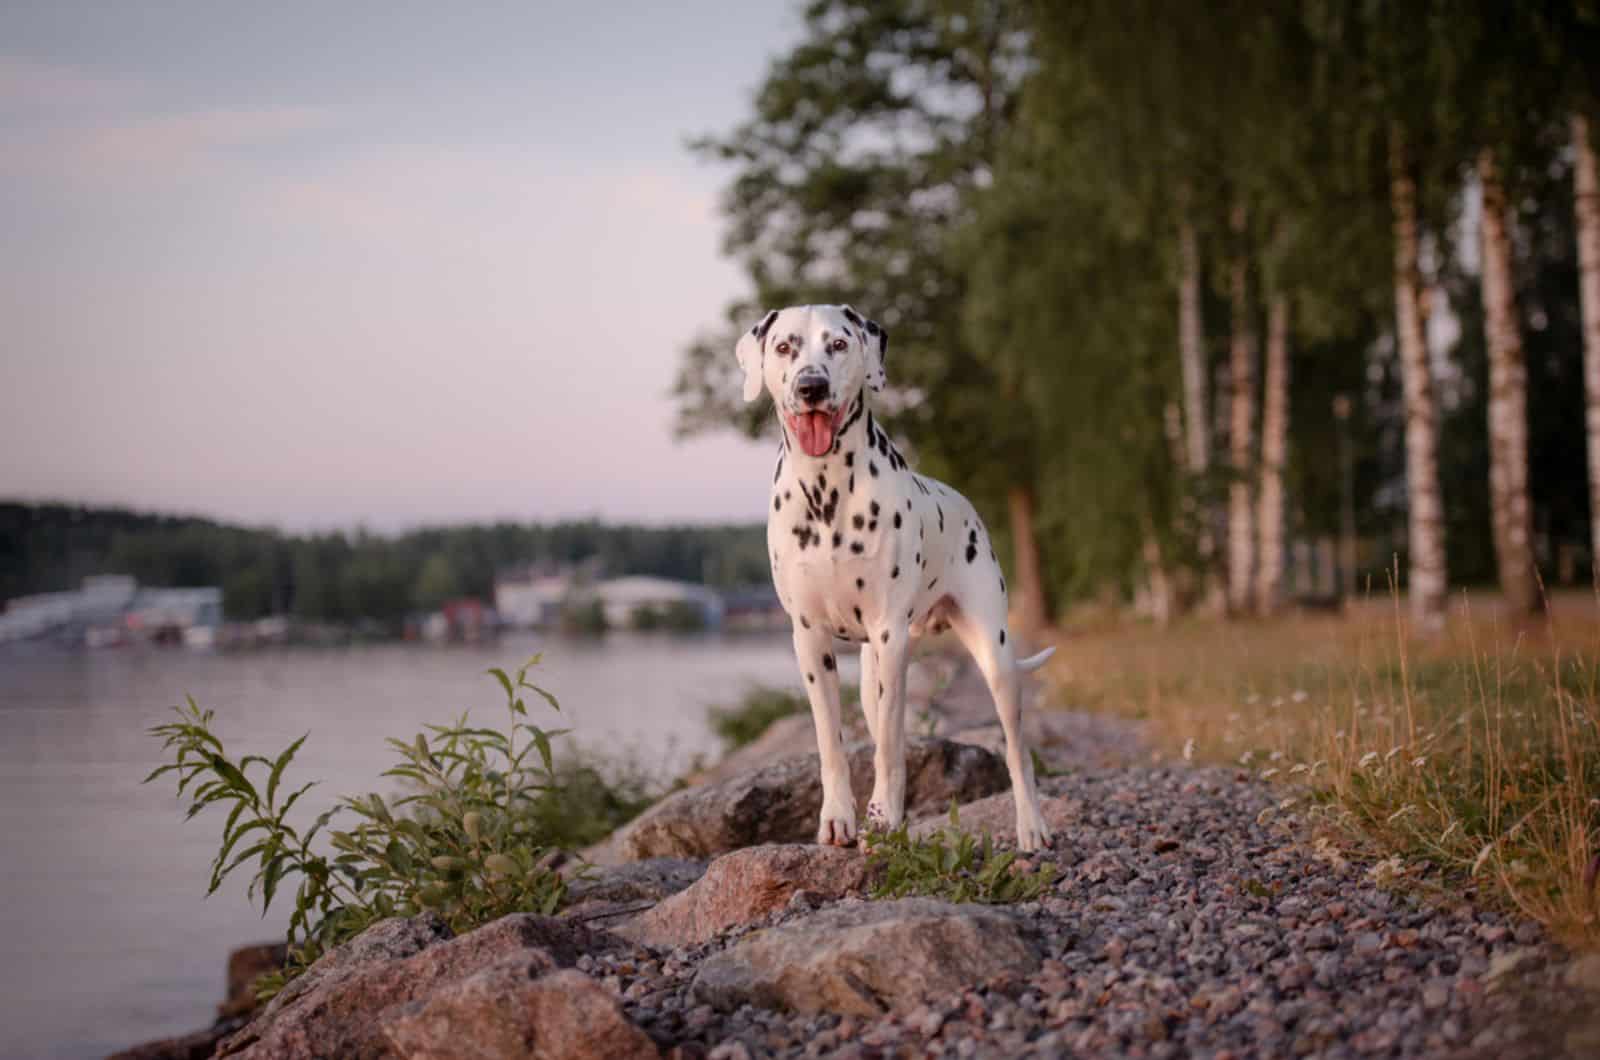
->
[795,411,833,457]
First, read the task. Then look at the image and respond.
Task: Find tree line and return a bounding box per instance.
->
[0,503,769,624]
[674,0,1600,630]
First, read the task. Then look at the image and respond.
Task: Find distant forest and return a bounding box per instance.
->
[0,503,770,622]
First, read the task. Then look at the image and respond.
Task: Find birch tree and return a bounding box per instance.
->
[1226,204,1257,614]
[1255,292,1290,613]
[1389,124,1450,629]
[1477,149,1540,613]
[1576,113,1600,579]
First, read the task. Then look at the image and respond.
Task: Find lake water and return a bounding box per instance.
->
[0,633,834,1059]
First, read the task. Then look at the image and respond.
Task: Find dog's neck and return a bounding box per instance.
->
[777,388,874,485]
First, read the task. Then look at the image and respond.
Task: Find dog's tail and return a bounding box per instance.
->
[1016,646,1056,673]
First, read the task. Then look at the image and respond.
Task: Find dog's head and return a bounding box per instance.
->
[735,304,888,457]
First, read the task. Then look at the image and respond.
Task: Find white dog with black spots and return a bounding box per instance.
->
[736,303,1055,852]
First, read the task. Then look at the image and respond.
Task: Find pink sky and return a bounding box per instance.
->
[1,3,799,530]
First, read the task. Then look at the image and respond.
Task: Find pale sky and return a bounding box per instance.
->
[1,2,799,530]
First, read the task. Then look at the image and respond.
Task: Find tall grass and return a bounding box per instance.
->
[1047,591,1600,946]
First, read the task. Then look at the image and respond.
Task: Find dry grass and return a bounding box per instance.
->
[1043,590,1600,947]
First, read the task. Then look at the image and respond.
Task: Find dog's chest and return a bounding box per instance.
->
[769,464,909,628]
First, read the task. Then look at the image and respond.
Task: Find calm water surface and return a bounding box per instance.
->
[0,633,830,1059]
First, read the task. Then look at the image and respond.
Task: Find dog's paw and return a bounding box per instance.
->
[1016,814,1053,854]
[817,805,858,847]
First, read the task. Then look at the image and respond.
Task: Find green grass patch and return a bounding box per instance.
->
[866,804,1058,904]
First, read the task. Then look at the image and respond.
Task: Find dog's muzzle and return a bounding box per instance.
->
[785,371,842,457]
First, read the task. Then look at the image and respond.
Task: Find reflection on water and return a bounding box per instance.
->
[0,633,824,1059]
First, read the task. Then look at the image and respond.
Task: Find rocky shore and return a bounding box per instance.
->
[116,657,1599,1059]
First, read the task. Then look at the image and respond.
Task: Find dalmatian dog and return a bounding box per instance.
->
[736,303,1055,852]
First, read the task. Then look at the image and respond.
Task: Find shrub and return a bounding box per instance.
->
[708,687,808,751]
[146,656,585,995]
[865,804,1059,904]
[707,684,863,752]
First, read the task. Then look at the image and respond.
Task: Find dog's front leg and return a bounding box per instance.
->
[794,626,856,846]
[865,626,911,832]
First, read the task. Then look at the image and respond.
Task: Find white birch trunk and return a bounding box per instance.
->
[1255,292,1290,615]
[1574,113,1600,583]
[1478,148,1540,614]
[1226,204,1256,615]
[1389,124,1449,631]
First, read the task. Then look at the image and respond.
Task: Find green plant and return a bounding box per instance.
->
[708,684,861,752]
[708,687,807,751]
[865,804,1059,904]
[146,656,579,994]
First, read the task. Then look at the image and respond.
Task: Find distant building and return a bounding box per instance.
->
[720,584,789,632]
[593,576,724,630]
[493,568,573,629]
[0,576,221,647]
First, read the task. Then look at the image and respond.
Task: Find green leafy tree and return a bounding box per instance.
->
[674,0,1057,628]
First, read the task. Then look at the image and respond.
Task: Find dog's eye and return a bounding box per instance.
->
[832,338,847,352]
[776,342,790,355]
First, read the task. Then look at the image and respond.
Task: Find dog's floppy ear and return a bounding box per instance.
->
[842,305,888,391]
[735,310,778,403]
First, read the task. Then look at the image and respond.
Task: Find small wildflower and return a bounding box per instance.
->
[1291,690,1309,704]
[1182,738,1195,762]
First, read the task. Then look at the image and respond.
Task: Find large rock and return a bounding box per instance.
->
[691,898,1039,1017]
[599,737,1008,864]
[616,844,868,948]
[381,964,658,1060]
[109,1019,249,1060]
[681,713,821,787]
[560,857,707,923]
[220,914,619,1059]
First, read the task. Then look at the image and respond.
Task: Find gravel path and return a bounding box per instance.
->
[580,658,1593,1059]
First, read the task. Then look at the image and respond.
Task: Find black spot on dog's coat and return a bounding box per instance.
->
[999,629,1007,645]
[893,512,902,529]
[822,653,835,671]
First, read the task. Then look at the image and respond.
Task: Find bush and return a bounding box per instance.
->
[146,656,592,995]
[708,687,808,751]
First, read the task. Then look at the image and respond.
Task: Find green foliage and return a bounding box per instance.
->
[561,599,609,635]
[145,657,588,993]
[673,0,1040,537]
[708,687,808,752]
[629,600,708,633]
[866,805,1058,905]
[706,684,864,752]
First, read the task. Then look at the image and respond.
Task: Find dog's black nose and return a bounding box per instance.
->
[795,374,830,406]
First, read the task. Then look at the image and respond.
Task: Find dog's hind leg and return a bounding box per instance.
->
[793,625,857,846]
[951,611,1052,852]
